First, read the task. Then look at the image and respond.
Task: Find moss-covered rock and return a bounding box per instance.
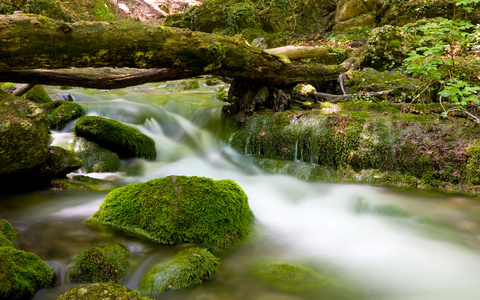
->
[362,25,415,70]
[0,220,17,248]
[0,94,49,176]
[88,175,254,251]
[58,282,151,300]
[344,68,427,101]
[75,140,120,173]
[466,144,480,186]
[140,247,219,294]
[42,146,83,180]
[251,261,361,299]
[73,116,156,160]
[50,175,114,191]
[226,110,476,191]
[48,100,85,130]
[67,244,129,283]
[24,85,51,104]
[0,246,55,300]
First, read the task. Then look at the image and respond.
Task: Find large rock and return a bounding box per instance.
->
[0,93,49,176]
[140,247,219,294]
[0,246,55,300]
[48,100,85,130]
[58,283,151,300]
[73,116,156,160]
[88,175,254,251]
[67,244,129,283]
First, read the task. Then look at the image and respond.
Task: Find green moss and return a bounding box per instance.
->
[88,175,254,251]
[371,203,412,218]
[25,0,72,22]
[48,101,85,130]
[140,247,219,294]
[50,175,114,191]
[0,220,18,247]
[24,85,51,104]
[466,144,480,185]
[251,261,361,298]
[0,246,55,300]
[58,282,151,300]
[179,80,200,90]
[73,116,156,160]
[67,244,129,283]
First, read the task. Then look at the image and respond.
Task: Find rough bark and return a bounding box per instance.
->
[0,14,347,89]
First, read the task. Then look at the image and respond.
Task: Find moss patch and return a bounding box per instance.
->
[58,282,151,300]
[140,247,219,294]
[24,85,52,104]
[251,261,361,299]
[73,116,156,160]
[48,100,85,130]
[0,246,55,300]
[88,175,254,251]
[0,220,18,247]
[67,244,129,283]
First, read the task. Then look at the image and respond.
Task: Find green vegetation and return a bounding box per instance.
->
[67,244,129,283]
[48,100,85,130]
[140,247,219,294]
[88,175,254,251]
[0,220,18,247]
[24,85,52,104]
[73,116,157,160]
[0,246,55,300]
[58,283,151,300]
[251,261,361,298]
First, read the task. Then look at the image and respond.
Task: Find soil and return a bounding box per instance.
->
[109,0,200,25]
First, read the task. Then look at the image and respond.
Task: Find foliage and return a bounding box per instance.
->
[0,246,55,300]
[140,247,219,294]
[88,175,254,251]
[91,0,116,21]
[67,244,129,283]
[25,0,72,22]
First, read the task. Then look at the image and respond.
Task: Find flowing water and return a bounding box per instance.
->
[3,82,480,299]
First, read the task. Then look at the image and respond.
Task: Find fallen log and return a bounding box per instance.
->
[0,14,347,89]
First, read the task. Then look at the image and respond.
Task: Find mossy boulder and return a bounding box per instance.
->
[466,144,480,186]
[251,261,360,298]
[73,116,156,160]
[48,100,85,130]
[0,246,55,300]
[67,244,129,283]
[344,68,427,101]
[0,94,49,176]
[88,175,254,251]
[42,146,83,180]
[75,139,120,173]
[58,283,151,300]
[140,247,219,294]
[0,220,18,247]
[24,85,51,104]
[362,25,415,70]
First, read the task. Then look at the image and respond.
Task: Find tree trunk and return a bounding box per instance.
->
[0,14,346,89]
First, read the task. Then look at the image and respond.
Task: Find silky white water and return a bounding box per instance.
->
[3,82,480,299]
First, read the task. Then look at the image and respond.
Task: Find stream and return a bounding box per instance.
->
[3,82,480,299]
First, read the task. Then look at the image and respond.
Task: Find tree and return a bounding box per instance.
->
[0,14,346,89]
